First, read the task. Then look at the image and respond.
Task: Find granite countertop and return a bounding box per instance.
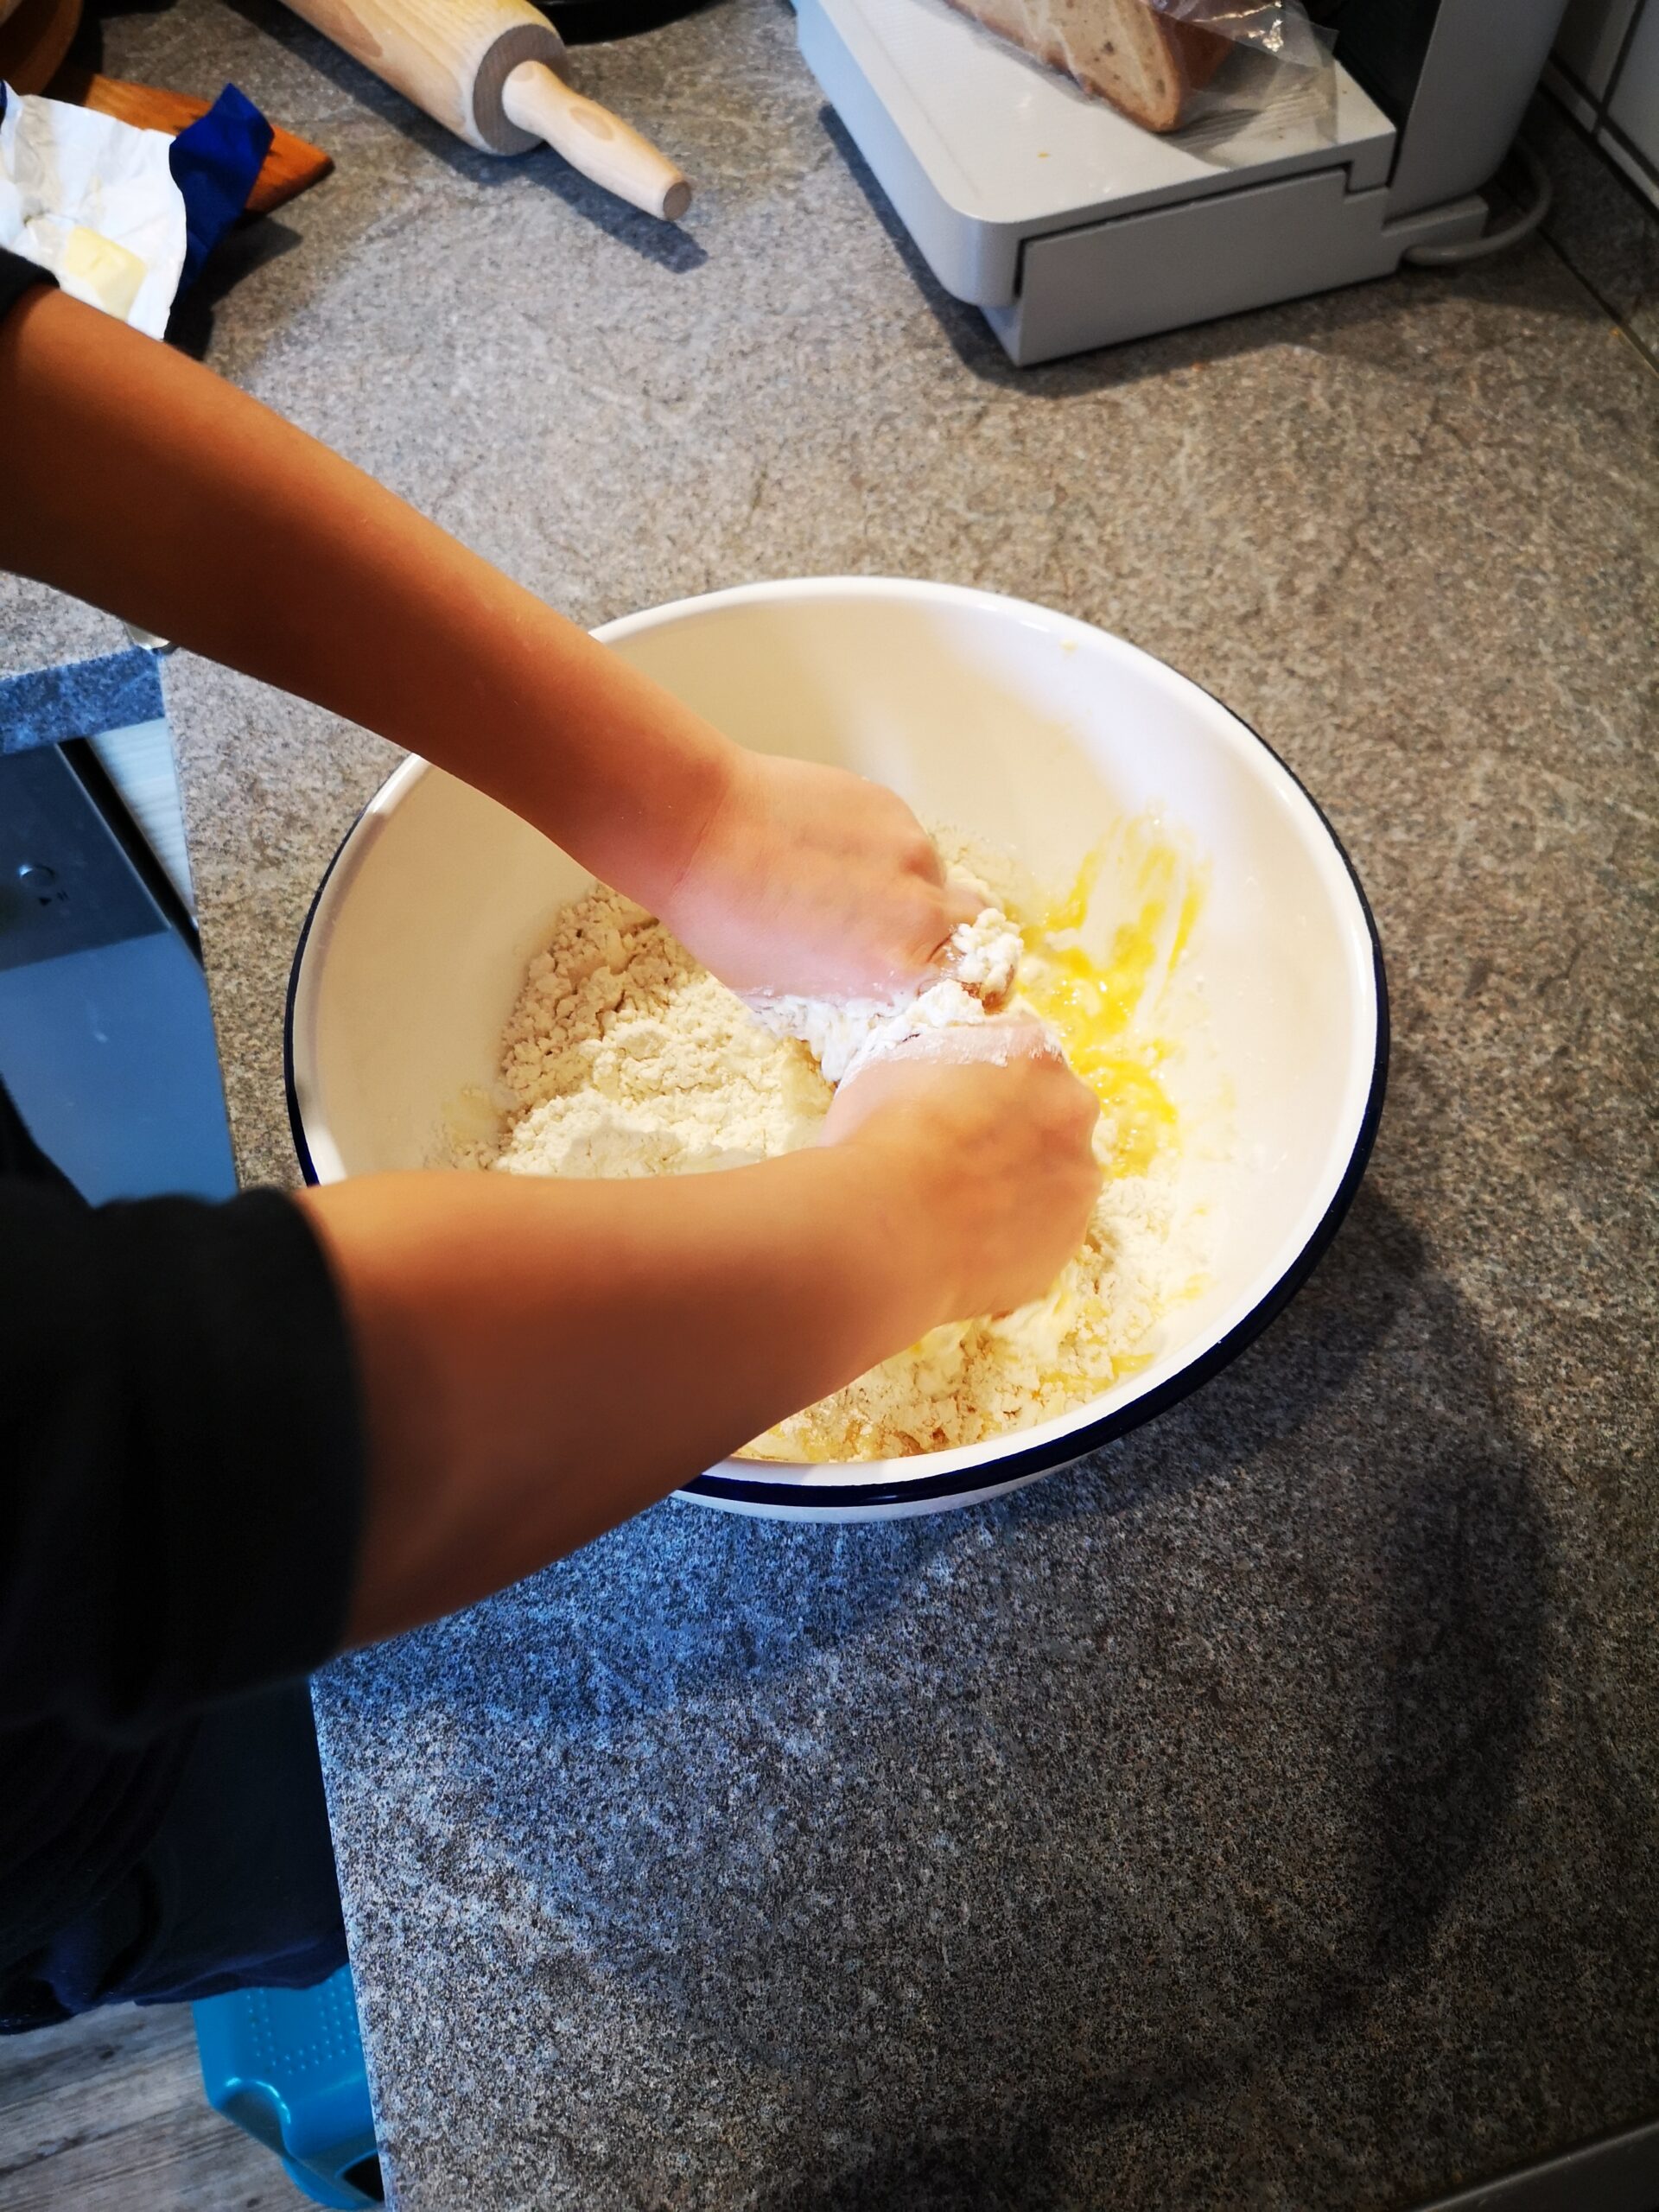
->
[16,0,1659,2202]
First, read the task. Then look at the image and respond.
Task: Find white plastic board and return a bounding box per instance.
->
[797,0,1396,304]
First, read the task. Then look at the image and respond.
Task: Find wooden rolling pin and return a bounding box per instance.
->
[282,0,690,220]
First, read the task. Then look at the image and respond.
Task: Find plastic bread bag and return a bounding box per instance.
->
[1141,0,1338,133]
[941,0,1337,141]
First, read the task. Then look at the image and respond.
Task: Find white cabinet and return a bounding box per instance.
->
[1608,0,1659,169]
[1549,0,1659,204]
[1554,0,1641,96]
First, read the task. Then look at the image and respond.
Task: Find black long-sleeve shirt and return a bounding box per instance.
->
[1,245,365,1972]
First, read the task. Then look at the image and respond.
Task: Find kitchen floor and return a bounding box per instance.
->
[0,2004,312,2210]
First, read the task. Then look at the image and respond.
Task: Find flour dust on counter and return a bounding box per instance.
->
[466,823,1225,1460]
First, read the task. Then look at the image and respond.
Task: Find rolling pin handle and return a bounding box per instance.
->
[500,59,691,222]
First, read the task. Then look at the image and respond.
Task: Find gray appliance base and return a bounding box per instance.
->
[985,169,1487,365]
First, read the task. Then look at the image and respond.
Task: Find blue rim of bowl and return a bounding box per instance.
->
[285,689,1388,1517]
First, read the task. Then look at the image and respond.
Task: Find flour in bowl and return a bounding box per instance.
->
[477,826,1217,1461]
[491,888,830,1179]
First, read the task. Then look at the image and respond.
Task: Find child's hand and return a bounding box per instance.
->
[656,751,982,1000]
[822,1022,1102,1321]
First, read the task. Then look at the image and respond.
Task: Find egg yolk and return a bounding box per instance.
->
[1020,831,1203,1178]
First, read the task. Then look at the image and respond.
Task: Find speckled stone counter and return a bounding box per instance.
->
[0,647,164,753]
[25,0,1659,2202]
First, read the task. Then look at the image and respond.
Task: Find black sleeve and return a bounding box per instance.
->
[0,247,55,325]
[0,1181,365,1744]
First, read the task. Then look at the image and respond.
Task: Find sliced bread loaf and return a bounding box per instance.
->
[939,0,1230,132]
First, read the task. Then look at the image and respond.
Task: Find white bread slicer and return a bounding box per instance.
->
[792,0,1569,364]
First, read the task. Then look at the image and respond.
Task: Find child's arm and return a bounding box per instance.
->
[0,282,1104,1668]
[0,284,973,1000]
[311,1031,1100,1647]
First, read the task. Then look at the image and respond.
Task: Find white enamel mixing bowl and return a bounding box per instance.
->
[287,579,1386,1520]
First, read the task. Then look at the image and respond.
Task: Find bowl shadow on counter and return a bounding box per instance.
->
[815,105,1609,400]
[379,1176,1552,2212]
[603,1174,1543,2212]
[737,1179,1551,2212]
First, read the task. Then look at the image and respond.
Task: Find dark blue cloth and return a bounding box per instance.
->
[0,1073,361,2028]
[168,84,274,297]
[3,1682,347,2024]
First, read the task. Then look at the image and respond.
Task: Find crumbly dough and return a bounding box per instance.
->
[744,904,1023,1084]
[480,842,1204,1462]
[491,890,830,1179]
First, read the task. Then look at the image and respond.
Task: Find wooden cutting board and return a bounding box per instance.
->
[48,67,334,217]
[0,0,331,220]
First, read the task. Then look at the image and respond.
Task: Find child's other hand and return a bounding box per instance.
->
[656,752,982,999]
[822,1022,1102,1322]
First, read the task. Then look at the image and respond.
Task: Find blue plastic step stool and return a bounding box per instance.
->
[194,1964,384,2207]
